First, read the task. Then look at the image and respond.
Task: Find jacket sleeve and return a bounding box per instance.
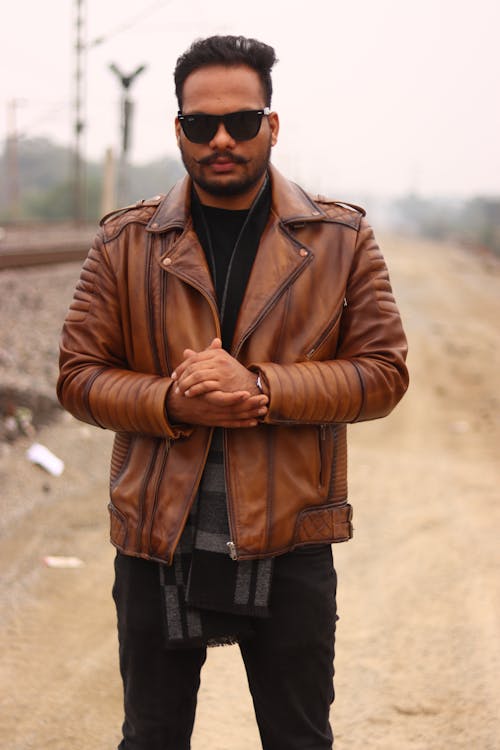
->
[254,219,409,424]
[57,231,188,439]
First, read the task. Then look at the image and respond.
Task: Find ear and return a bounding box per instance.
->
[175,117,181,147]
[268,111,279,147]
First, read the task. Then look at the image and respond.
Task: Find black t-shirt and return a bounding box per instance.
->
[200,205,249,306]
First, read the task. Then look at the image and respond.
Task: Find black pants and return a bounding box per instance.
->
[113,546,337,750]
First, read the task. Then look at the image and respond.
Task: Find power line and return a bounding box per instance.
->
[88,1,169,49]
[17,103,69,138]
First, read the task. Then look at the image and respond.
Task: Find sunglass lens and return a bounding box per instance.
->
[225,111,261,140]
[181,114,218,143]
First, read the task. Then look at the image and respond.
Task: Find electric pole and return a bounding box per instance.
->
[73,0,86,224]
[109,63,147,205]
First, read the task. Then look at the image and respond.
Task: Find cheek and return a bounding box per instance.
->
[179,140,197,164]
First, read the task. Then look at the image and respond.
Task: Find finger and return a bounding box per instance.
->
[204,390,251,405]
[183,338,220,362]
[219,418,259,428]
[211,393,268,409]
[184,380,221,397]
[172,341,216,380]
[173,354,204,381]
[231,404,268,419]
[175,348,225,380]
[215,395,268,419]
[178,371,224,396]
[172,350,198,380]
[235,394,269,407]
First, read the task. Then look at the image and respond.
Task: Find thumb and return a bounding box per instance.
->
[208,337,222,350]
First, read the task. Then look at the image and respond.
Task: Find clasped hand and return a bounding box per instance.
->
[167,338,268,428]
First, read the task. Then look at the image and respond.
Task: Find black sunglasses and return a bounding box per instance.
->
[177,108,270,144]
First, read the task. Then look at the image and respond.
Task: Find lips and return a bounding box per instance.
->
[209,159,238,173]
[197,152,248,167]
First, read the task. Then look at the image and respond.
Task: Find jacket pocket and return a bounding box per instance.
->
[318,425,334,494]
[305,299,346,360]
[108,502,128,549]
[110,432,133,489]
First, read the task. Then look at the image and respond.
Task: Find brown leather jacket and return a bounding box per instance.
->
[57,166,408,564]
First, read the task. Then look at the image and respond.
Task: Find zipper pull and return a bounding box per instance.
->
[226,541,238,560]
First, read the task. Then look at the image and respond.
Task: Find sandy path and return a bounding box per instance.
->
[0,233,499,749]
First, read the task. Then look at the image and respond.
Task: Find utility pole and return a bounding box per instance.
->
[73,0,86,224]
[109,63,147,205]
[101,146,116,216]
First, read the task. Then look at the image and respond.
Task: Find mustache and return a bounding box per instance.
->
[196,151,249,166]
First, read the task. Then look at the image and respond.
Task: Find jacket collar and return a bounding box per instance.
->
[145,164,327,233]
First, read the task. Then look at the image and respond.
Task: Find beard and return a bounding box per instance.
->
[179,139,272,198]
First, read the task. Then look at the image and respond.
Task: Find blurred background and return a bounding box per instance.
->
[0,0,499,248]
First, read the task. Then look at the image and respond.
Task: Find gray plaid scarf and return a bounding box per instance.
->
[160,429,273,648]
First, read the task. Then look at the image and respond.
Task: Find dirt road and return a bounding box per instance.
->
[1,233,499,749]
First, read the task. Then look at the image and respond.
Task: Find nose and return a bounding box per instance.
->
[208,121,236,149]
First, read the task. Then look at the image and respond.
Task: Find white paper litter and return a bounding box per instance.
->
[43,556,84,569]
[26,442,64,476]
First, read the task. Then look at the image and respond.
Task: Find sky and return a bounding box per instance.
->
[1,0,499,200]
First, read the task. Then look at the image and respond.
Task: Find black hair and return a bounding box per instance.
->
[174,35,278,110]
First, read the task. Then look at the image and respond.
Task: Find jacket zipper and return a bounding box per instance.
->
[327,424,340,500]
[306,297,347,359]
[135,442,160,551]
[160,236,172,374]
[145,234,163,375]
[319,424,327,489]
[223,428,239,560]
[147,440,170,555]
[228,230,312,557]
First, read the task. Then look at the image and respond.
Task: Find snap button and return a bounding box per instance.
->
[163,257,172,266]
[152,221,159,228]
[299,248,308,257]
[312,210,320,216]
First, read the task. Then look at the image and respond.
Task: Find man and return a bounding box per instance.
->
[58,35,408,750]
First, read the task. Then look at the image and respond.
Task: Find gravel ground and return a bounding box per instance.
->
[0,262,83,438]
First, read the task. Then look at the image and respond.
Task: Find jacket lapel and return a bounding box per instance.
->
[231,214,312,355]
[147,180,217,303]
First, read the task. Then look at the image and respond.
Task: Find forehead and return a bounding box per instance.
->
[181,64,265,113]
